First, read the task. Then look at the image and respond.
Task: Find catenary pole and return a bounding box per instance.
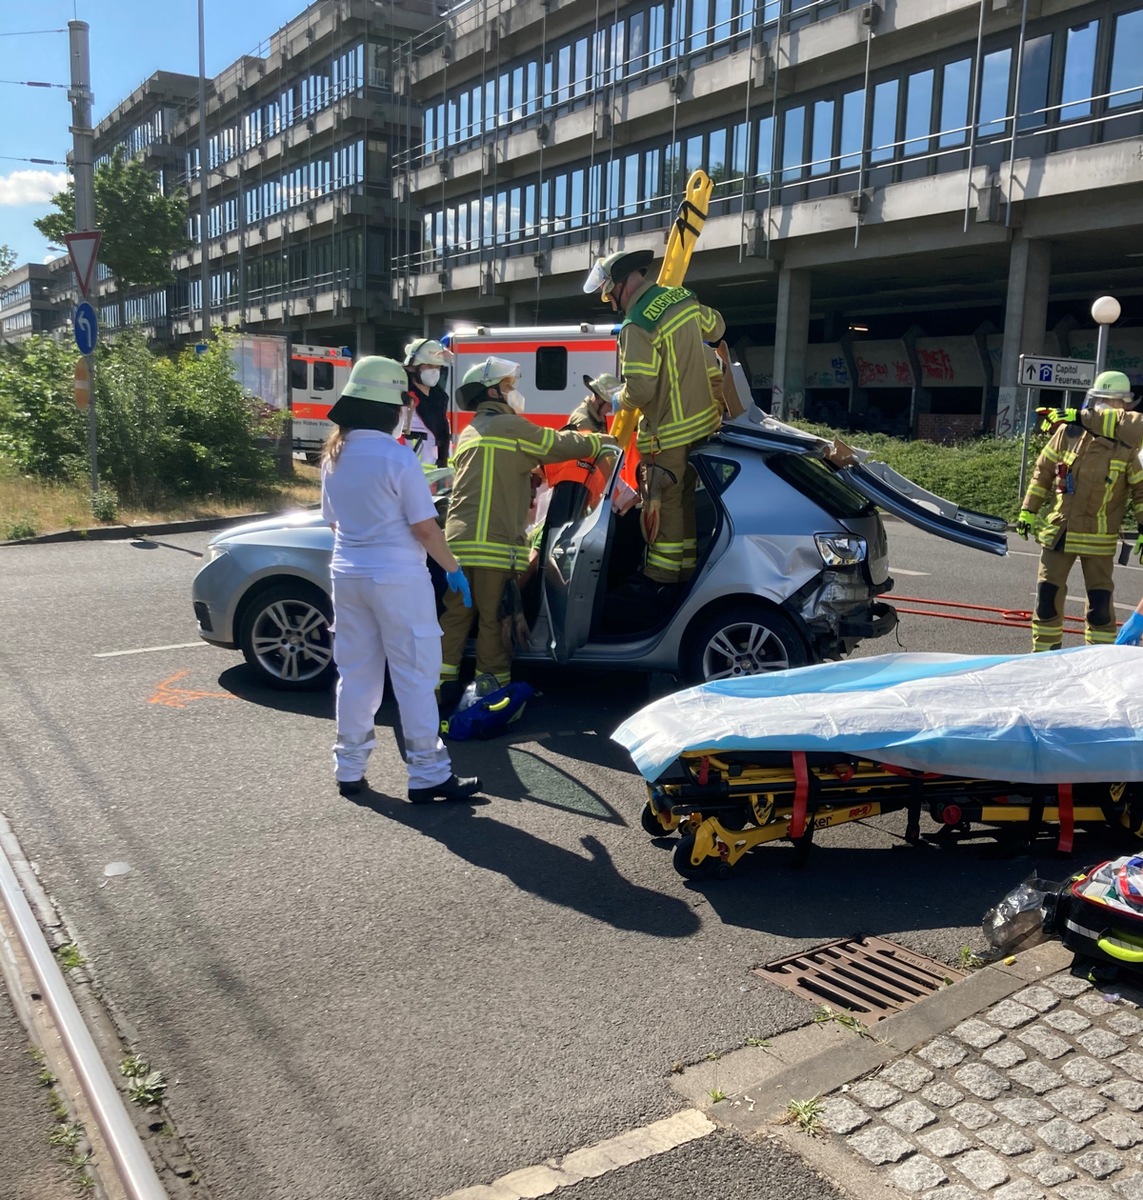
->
[198,0,210,337]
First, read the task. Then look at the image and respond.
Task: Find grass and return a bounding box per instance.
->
[0,455,322,541]
[54,943,85,971]
[812,1004,874,1038]
[781,1096,826,1136]
[957,946,987,970]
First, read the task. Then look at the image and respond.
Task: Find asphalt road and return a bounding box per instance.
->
[1,520,1141,1200]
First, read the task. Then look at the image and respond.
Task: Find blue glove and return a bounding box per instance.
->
[1117,610,1143,646]
[446,568,472,608]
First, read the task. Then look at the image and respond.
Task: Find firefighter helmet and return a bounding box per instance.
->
[582,248,655,301]
[1087,370,1135,407]
[403,338,453,367]
[457,356,520,409]
[327,356,408,429]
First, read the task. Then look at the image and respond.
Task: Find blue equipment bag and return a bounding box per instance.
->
[443,682,533,741]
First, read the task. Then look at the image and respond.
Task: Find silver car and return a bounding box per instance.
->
[191,416,1007,690]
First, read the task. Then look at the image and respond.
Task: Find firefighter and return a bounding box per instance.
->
[566,372,622,434]
[402,338,453,469]
[437,356,609,709]
[1017,370,1143,650]
[583,248,726,587]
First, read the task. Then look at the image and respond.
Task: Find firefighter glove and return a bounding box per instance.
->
[445,569,472,608]
[1037,406,1077,431]
[1117,610,1143,647]
[1015,509,1037,540]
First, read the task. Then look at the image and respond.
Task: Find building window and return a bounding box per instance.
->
[835,88,864,174]
[870,79,898,162]
[781,105,805,181]
[903,69,934,155]
[1016,33,1052,130]
[535,347,567,391]
[810,98,834,175]
[977,47,1012,138]
[1109,8,1143,107]
[1060,21,1098,120]
[939,58,972,146]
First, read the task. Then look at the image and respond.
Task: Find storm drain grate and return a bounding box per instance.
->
[753,936,966,1026]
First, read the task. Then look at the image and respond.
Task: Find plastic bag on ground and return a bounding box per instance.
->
[982,875,1061,957]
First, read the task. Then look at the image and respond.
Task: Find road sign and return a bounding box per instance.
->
[74,301,98,355]
[64,230,101,299]
[1018,355,1096,392]
[73,357,91,410]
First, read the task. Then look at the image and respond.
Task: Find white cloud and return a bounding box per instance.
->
[0,170,69,207]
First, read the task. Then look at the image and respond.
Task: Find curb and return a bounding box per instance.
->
[1,504,321,548]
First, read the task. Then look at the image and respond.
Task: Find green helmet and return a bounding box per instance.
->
[1087,370,1135,407]
[457,355,520,409]
[583,248,654,301]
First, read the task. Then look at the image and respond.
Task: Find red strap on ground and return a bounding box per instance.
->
[1057,783,1074,854]
[790,752,808,839]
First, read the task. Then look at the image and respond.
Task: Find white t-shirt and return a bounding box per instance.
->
[405,406,438,467]
[321,430,438,578]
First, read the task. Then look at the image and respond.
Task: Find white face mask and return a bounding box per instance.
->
[419,367,441,387]
[503,388,526,413]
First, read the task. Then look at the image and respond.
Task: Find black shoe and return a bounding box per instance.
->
[338,778,366,797]
[408,774,482,804]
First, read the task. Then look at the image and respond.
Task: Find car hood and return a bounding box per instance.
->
[209,509,332,551]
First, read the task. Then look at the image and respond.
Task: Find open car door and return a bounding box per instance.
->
[540,445,623,663]
[720,417,1008,557]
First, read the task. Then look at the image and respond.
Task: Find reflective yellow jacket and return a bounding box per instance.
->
[617,281,726,453]
[1022,422,1143,556]
[445,400,604,571]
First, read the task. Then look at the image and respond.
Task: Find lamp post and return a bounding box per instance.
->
[198,0,210,338]
[1092,294,1121,375]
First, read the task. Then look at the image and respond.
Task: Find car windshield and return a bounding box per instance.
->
[765,453,872,519]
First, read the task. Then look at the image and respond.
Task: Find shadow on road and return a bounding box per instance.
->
[219,666,335,719]
[660,832,1122,942]
[348,790,701,937]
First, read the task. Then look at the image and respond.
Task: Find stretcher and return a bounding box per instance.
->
[642,749,1142,879]
[614,647,1143,881]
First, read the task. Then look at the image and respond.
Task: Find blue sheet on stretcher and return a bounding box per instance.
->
[612,646,1143,785]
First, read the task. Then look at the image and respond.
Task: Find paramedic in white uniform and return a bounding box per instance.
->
[320,356,482,804]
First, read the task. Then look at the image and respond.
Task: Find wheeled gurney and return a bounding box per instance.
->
[614,647,1143,881]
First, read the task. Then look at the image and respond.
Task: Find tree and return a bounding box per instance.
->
[34,148,188,326]
[0,244,16,277]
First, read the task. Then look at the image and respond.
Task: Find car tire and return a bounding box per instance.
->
[680,603,808,686]
[238,581,335,691]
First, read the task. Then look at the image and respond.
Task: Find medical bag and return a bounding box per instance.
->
[442,682,533,741]
[1045,856,1143,972]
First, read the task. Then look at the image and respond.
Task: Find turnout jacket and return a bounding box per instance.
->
[445,400,604,571]
[617,280,726,454]
[1022,421,1143,556]
[564,400,607,434]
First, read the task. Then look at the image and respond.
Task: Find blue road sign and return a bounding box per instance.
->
[74,302,98,356]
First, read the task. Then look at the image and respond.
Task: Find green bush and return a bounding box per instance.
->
[0,331,279,505]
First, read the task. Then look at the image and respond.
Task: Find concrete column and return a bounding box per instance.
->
[996,235,1051,438]
[771,267,811,421]
[355,323,377,355]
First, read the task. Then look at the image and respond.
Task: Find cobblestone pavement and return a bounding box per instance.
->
[818,970,1143,1200]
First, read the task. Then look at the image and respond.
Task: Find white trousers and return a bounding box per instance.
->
[331,573,452,789]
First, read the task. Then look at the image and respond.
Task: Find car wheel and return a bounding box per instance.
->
[681,604,808,685]
[238,581,335,690]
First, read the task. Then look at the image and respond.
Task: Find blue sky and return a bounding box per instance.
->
[0,0,306,265]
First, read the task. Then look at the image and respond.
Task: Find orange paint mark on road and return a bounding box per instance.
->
[148,670,235,709]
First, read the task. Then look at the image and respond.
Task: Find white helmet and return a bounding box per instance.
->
[403,338,453,367]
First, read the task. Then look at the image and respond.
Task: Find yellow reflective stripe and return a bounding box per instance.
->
[1087,629,1117,643]
[1025,484,1048,500]
[623,355,658,375]
[518,427,556,455]
[1042,445,1064,463]
[440,664,460,681]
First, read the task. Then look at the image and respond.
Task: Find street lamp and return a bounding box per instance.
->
[1092,294,1121,375]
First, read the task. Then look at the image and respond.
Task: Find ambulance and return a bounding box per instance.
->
[289,343,353,457]
[441,324,621,429]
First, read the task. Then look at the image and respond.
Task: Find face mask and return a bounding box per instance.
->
[419,367,441,387]
[503,389,526,414]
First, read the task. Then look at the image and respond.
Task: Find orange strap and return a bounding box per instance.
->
[790,752,809,839]
[1057,783,1074,854]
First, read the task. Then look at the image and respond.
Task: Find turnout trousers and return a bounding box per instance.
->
[438,565,515,688]
[1032,545,1117,651]
[642,443,698,584]
[331,573,452,789]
